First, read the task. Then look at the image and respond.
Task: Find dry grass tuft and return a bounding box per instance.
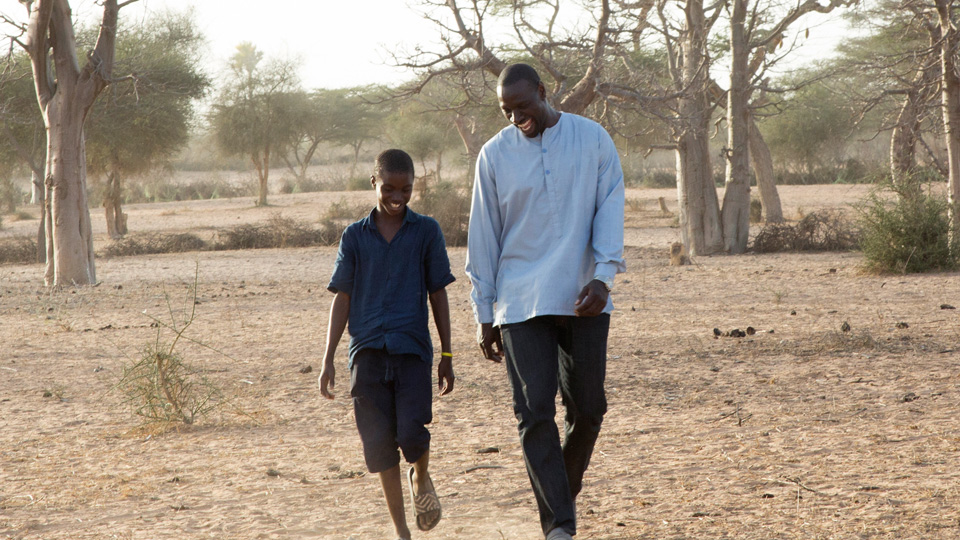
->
[752,210,860,253]
[411,183,471,247]
[115,265,225,429]
[0,236,39,265]
[213,214,342,251]
[99,233,207,258]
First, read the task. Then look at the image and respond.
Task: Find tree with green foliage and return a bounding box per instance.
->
[85,10,210,239]
[209,43,300,207]
[761,76,852,176]
[828,0,960,236]
[830,4,939,191]
[282,87,382,181]
[0,51,45,260]
[388,103,458,193]
[0,52,44,205]
[389,71,503,183]
[719,0,856,252]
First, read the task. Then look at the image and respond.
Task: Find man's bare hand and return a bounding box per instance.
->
[574,280,609,317]
[477,323,503,363]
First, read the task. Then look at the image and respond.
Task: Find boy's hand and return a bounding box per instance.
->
[318,364,336,399]
[477,323,503,363]
[574,280,609,317]
[438,356,455,396]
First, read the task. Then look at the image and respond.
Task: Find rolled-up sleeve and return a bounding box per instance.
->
[592,128,626,280]
[425,221,456,293]
[327,228,356,295]
[465,148,503,324]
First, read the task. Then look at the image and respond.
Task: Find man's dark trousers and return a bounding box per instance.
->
[500,314,610,536]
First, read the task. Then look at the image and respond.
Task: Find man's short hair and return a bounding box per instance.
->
[374,149,415,179]
[498,63,541,89]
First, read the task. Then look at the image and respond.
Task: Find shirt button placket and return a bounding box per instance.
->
[383,243,391,324]
[542,142,562,238]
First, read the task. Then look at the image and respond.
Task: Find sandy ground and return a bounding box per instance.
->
[2,183,960,539]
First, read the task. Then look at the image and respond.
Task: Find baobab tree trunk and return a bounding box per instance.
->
[103,170,127,239]
[35,175,46,263]
[935,0,960,230]
[721,0,751,253]
[676,0,722,256]
[252,147,270,207]
[748,115,783,223]
[350,142,363,180]
[31,170,42,204]
[890,52,939,198]
[453,114,485,182]
[24,0,132,285]
[557,0,610,114]
[418,158,430,198]
[43,94,97,285]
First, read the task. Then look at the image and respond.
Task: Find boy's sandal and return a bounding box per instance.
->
[407,467,441,531]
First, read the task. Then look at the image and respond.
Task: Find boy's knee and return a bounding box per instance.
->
[397,422,430,462]
[363,441,401,474]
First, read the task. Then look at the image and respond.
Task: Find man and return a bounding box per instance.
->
[465,63,625,540]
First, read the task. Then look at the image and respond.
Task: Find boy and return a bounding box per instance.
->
[318,149,455,540]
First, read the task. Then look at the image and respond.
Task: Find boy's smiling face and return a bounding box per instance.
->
[372,170,414,218]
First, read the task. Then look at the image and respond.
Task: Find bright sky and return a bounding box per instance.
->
[81,0,439,90]
[6,0,850,91]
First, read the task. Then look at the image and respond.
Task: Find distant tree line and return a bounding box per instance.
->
[1,0,959,284]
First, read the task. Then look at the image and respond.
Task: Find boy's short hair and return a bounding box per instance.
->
[374,149,415,180]
[498,63,541,89]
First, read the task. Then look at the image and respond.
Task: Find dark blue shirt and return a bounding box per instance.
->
[328,208,455,367]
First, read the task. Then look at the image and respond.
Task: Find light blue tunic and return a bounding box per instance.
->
[465,113,626,326]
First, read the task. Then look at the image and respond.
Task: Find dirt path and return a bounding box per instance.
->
[3,184,960,539]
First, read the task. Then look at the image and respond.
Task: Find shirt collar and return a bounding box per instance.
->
[542,112,563,141]
[362,206,420,231]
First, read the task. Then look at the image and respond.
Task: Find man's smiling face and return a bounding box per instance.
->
[498,79,551,138]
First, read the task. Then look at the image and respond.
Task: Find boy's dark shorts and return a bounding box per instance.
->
[350,348,432,473]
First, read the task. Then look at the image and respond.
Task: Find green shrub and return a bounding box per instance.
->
[95,217,346,257]
[857,183,959,274]
[316,169,372,192]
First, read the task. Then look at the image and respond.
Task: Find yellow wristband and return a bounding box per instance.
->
[441,352,453,358]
